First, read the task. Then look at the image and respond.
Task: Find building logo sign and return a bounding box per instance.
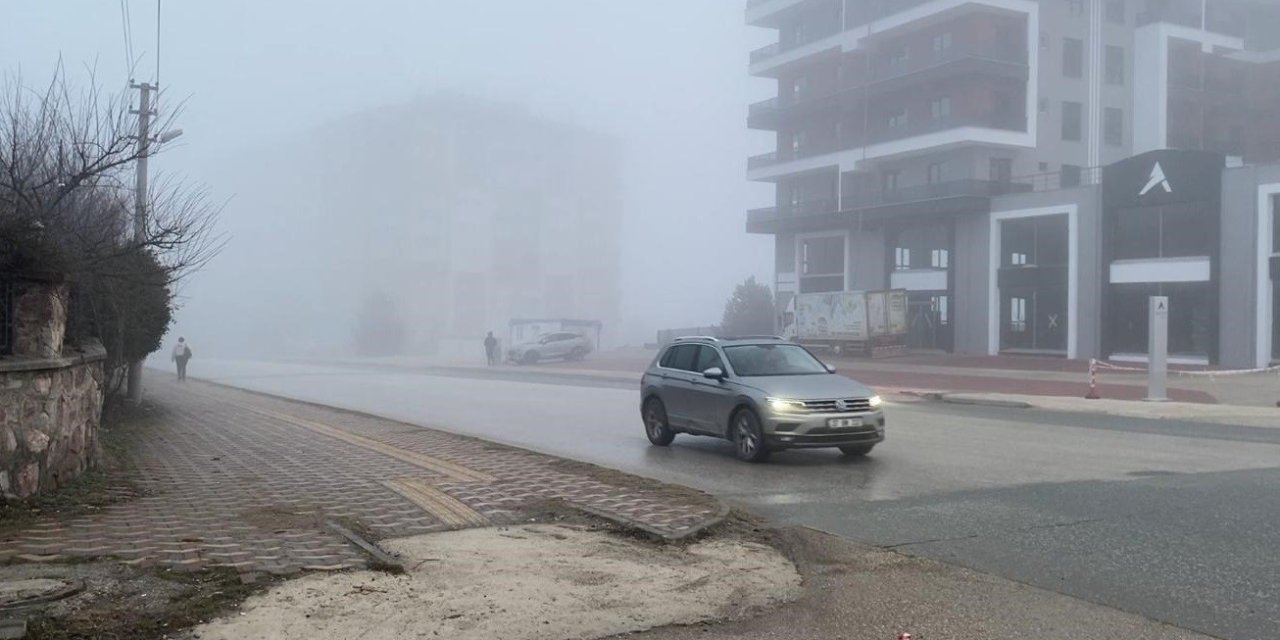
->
[1139,162,1173,196]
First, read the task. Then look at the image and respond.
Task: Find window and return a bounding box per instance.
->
[888,107,908,129]
[1113,204,1212,260]
[789,131,805,154]
[895,247,912,270]
[882,169,900,193]
[790,76,807,102]
[1106,0,1126,23]
[1062,101,1083,141]
[1104,107,1124,146]
[1273,196,1280,255]
[1039,162,1050,172]
[1105,46,1125,85]
[660,344,699,371]
[694,345,724,373]
[931,249,950,269]
[1062,164,1082,188]
[1010,297,1028,332]
[990,158,1013,183]
[1039,97,1050,113]
[1040,30,1049,50]
[1066,0,1084,15]
[888,45,910,68]
[930,97,951,120]
[723,344,829,377]
[1003,215,1068,268]
[1063,38,1084,78]
[927,162,945,185]
[931,32,953,55]
[892,225,949,271]
[800,235,845,293]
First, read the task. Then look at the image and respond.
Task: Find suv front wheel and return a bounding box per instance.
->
[643,398,676,446]
[732,408,771,463]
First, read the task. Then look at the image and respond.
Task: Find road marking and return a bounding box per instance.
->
[237,405,495,484]
[383,478,489,528]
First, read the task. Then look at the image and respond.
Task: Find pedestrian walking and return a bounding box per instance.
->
[484,331,499,366]
[172,337,193,381]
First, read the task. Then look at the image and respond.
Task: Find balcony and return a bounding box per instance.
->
[748,84,866,130]
[749,21,843,66]
[748,151,781,170]
[866,113,1027,146]
[870,44,1028,89]
[746,179,1023,234]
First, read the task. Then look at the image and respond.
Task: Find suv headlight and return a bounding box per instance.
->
[767,398,806,414]
[868,395,883,408]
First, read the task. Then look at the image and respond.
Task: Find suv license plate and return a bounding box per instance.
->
[828,418,862,428]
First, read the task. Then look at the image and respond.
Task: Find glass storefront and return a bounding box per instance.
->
[1110,282,1214,358]
[907,293,951,351]
[998,214,1069,354]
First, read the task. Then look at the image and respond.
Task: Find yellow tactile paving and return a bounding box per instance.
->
[236,405,495,484]
[382,478,489,528]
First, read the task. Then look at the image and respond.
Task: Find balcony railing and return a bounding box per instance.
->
[749,113,1027,174]
[843,179,1028,210]
[748,151,780,170]
[871,44,1027,83]
[749,21,843,65]
[866,113,1026,145]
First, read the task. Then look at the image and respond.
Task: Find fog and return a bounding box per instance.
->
[1,1,774,356]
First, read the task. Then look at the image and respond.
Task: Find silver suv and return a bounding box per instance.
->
[508,331,593,364]
[639,337,884,462]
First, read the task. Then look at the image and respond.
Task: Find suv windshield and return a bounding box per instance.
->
[723,344,828,377]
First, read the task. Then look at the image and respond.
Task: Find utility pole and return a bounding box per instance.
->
[126,82,154,404]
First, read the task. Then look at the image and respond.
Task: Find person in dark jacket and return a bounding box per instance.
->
[484,332,499,366]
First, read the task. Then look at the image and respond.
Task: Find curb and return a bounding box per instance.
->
[572,501,733,543]
[938,394,1033,409]
[325,520,405,575]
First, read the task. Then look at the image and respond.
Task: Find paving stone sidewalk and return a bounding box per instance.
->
[0,378,724,575]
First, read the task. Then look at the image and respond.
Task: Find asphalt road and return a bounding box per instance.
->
[184,359,1280,639]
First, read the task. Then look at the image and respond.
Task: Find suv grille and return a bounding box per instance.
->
[802,398,873,413]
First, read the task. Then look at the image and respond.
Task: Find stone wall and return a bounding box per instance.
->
[0,279,106,500]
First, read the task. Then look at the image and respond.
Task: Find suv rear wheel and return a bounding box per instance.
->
[643,398,675,446]
[732,409,771,463]
[522,351,540,365]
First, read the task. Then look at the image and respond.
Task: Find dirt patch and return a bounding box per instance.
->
[186,524,801,640]
[0,562,269,640]
[238,506,323,532]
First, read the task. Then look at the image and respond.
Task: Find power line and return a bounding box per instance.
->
[118,0,133,78]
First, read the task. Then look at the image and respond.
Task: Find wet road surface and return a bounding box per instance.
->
[186,359,1280,639]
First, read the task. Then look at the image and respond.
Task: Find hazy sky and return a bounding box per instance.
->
[2,1,774,347]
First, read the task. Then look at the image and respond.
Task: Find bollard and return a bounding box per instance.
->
[1085,358,1101,399]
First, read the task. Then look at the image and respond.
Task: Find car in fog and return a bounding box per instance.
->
[508,331,594,364]
[639,336,884,462]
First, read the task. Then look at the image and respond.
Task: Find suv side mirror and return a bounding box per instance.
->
[703,367,726,380]
[824,363,837,374]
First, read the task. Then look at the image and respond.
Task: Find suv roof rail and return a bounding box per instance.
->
[672,336,719,342]
[723,335,787,341]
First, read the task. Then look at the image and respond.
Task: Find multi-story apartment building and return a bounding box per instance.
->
[746,0,1280,368]
[182,95,623,359]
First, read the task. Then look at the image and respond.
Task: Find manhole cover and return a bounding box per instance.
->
[0,578,82,609]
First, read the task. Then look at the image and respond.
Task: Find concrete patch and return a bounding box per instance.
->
[187,524,801,640]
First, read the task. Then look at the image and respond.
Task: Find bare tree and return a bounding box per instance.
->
[1,66,223,399]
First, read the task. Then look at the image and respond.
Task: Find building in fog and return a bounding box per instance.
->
[198,95,622,358]
[745,0,1280,367]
